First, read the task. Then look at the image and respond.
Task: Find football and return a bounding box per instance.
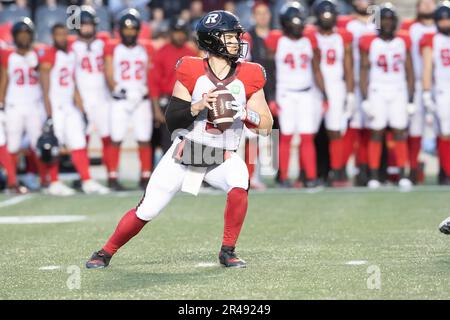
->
[207,84,237,132]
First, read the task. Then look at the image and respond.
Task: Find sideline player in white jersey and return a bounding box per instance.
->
[86,10,273,269]
[310,0,354,186]
[71,6,116,188]
[39,23,109,195]
[359,3,415,189]
[421,1,450,185]
[0,18,46,192]
[265,2,328,188]
[105,9,157,190]
[400,0,437,184]
[338,0,376,186]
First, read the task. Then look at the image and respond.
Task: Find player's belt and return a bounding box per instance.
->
[172,138,232,168]
[112,94,149,100]
[284,86,312,92]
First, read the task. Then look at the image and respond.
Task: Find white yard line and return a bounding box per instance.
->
[0,194,34,208]
[0,215,86,224]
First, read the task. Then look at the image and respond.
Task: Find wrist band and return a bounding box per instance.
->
[244,109,260,129]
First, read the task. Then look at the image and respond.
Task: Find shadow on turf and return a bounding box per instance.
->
[98,267,229,291]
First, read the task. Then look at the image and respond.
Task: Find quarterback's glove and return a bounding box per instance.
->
[407,103,417,116]
[231,101,260,128]
[422,91,435,114]
[112,85,127,100]
[231,101,244,120]
[361,100,374,120]
[344,92,356,118]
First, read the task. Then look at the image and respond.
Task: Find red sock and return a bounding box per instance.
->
[356,129,370,166]
[368,140,382,170]
[300,134,317,180]
[279,134,293,181]
[30,150,48,185]
[138,145,152,178]
[109,144,121,178]
[0,146,17,186]
[101,136,112,172]
[438,138,450,175]
[329,138,343,170]
[102,208,148,256]
[342,128,358,164]
[47,162,59,183]
[394,140,408,169]
[222,188,248,247]
[71,149,91,181]
[245,140,256,179]
[408,136,421,170]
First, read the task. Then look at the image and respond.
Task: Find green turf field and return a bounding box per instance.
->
[1,186,450,300]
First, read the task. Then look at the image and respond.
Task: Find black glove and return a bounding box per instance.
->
[112,87,127,100]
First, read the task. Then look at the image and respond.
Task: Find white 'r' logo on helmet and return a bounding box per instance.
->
[204,13,221,26]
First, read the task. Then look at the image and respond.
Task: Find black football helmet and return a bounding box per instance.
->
[378,2,398,39]
[12,17,34,49]
[313,0,338,31]
[118,8,141,46]
[196,10,246,62]
[36,120,59,165]
[434,1,450,35]
[77,5,98,39]
[279,2,307,39]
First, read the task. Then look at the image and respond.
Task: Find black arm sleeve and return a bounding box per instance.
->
[165,96,197,134]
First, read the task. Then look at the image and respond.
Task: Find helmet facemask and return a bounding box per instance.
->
[317,11,337,31]
[282,16,305,39]
[199,29,247,62]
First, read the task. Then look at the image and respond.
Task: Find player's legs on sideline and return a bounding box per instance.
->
[296,91,319,188]
[277,91,296,188]
[392,129,411,188]
[324,84,348,186]
[408,85,425,184]
[108,100,129,191]
[133,100,153,190]
[367,129,384,188]
[62,106,109,194]
[204,152,249,267]
[85,99,114,182]
[436,89,450,184]
[86,138,187,269]
[389,91,412,188]
[4,106,29,193]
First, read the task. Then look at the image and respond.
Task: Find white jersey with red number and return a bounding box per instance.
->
[401,19,436,80]
[72,38,108,97]
[313,28,353,82]
[105,40,153,91]
[1,48,42,105]
[39,46,76,105]
[175,56,266,150]
[420,32,450,89]
[359,33,411,88]
[338,16,376,82]
[265,30,317,91]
